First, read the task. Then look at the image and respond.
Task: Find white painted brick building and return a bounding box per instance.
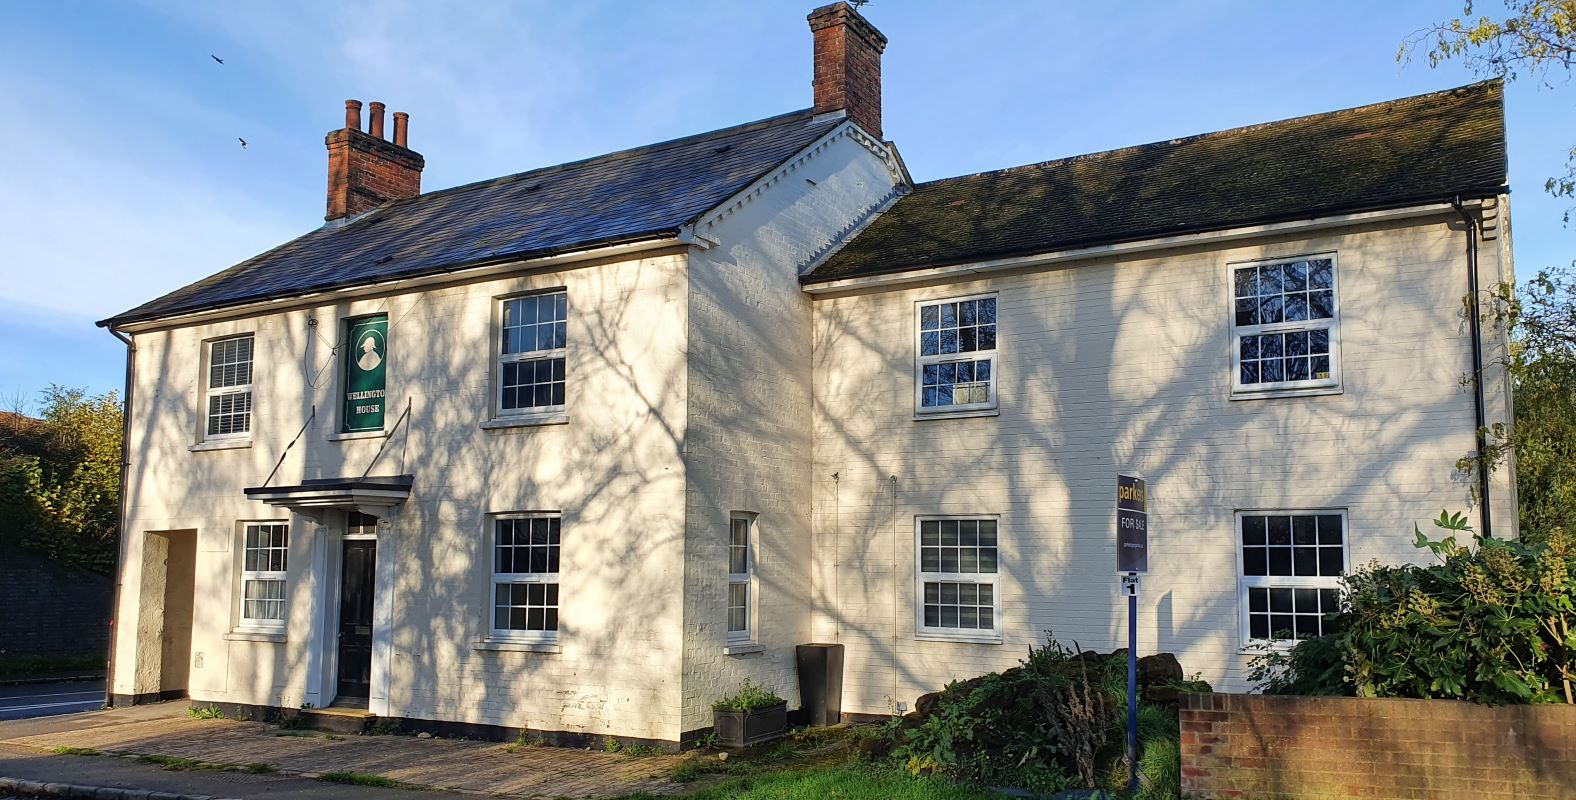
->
[101,3,1514,746]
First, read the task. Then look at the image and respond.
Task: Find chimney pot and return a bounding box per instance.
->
[325,99,424,222]
[807,2,887,138]
[393,112,410,148]
[368,101,386,138]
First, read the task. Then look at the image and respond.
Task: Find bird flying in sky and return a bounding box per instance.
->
[238,138,247,150]
[210,54,224,64]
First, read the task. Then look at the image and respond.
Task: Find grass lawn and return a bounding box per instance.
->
[619,764,1005,800]
[611,726,1010,800]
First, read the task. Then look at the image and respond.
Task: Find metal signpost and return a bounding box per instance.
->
[1116,474,1149,795]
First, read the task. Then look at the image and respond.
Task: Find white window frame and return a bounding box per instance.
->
[204,334,255,440]
[495,290,568,420]
[1235,509,1349,647]
[238,521,289,631]
[914,293,1000,417]
[489,512,561,644]
[1228,253,1342,399]
[727,513,756,644]
[914,515,1002,643]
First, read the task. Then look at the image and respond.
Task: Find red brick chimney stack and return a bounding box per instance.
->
[325,99,424,223]
[807,2,887,139]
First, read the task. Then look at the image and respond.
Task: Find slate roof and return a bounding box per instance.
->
[103,109,840,327]
[806,80,1508,283]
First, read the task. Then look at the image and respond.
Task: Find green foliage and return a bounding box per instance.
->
[1463,272,1576,540]
[888,638,1181,795]
[366,719,404,736]
[0,387,122,574]
[712,679,785,712]
[0,654,104,678]
[186,704,225,720]
[136,754,205,771]
[1402,1,1576,218]
[1252,510,1576,704]
[1247,631,1349,697]
[317,771,411,789]
[51,747,99,756]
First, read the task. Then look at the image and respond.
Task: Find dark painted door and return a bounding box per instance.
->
[337,539,376,701]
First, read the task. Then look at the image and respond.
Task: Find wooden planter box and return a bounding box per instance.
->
[712,702,788,748]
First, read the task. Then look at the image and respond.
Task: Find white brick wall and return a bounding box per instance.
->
[809,213,1515,714]
[679,125,902,734]
[115,251,693,740]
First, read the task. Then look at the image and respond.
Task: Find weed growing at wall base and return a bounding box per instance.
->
[186,704,225,720]
[317,771,414,789]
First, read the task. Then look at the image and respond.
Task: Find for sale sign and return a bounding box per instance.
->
[1116,474,1148,574]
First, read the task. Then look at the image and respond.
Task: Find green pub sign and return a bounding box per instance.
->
[342,315,388,433]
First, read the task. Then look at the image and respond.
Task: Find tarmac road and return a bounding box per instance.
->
[0,680,104,721]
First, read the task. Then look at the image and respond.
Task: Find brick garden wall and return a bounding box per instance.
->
[1180,692,1576,799]
[0,546,112,662]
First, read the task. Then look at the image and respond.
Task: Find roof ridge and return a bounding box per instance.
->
[915,79,1502,188]
[369,108,818,213]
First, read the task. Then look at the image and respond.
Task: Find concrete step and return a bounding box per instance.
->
[299,706,375,735]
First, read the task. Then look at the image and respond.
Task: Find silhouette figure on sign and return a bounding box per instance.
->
[357,335,382,371]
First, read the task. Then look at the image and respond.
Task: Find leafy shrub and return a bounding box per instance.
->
[0,388,122,574]
[888,637,1185,796]
[712,679,785,712]
[1252,511,1576,704]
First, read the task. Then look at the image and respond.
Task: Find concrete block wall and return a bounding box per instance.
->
[1180,692,1576,799]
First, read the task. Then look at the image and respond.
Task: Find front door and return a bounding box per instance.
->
[336,539,376,702]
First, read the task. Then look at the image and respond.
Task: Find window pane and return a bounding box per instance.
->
[1317,515,1343,544]
[1319,546,1344,576]
[1308,259,1333,289]
[1250,614,1270,640]
[1243,547,1267,576]
[1242,516,1266,545]
[1234,267,1254,299]
[1293,546,1318,576]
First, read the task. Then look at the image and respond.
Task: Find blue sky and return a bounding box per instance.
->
[0,0,1570,403]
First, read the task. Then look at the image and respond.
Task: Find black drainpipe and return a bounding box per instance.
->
[1452,196,1493,539]
[103,326,135,706]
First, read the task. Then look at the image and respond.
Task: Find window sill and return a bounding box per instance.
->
[473,639,561,654]
[723,643,764,656]
[327,430,386,442]
[190,439,251,452]
[913,408,1000,422]
[915,632,1004,645]
[224,629,286,643]
[1230,385,1343,402]
[481,414,568,431]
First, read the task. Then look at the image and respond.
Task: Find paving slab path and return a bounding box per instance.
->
[0,703,686,799]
